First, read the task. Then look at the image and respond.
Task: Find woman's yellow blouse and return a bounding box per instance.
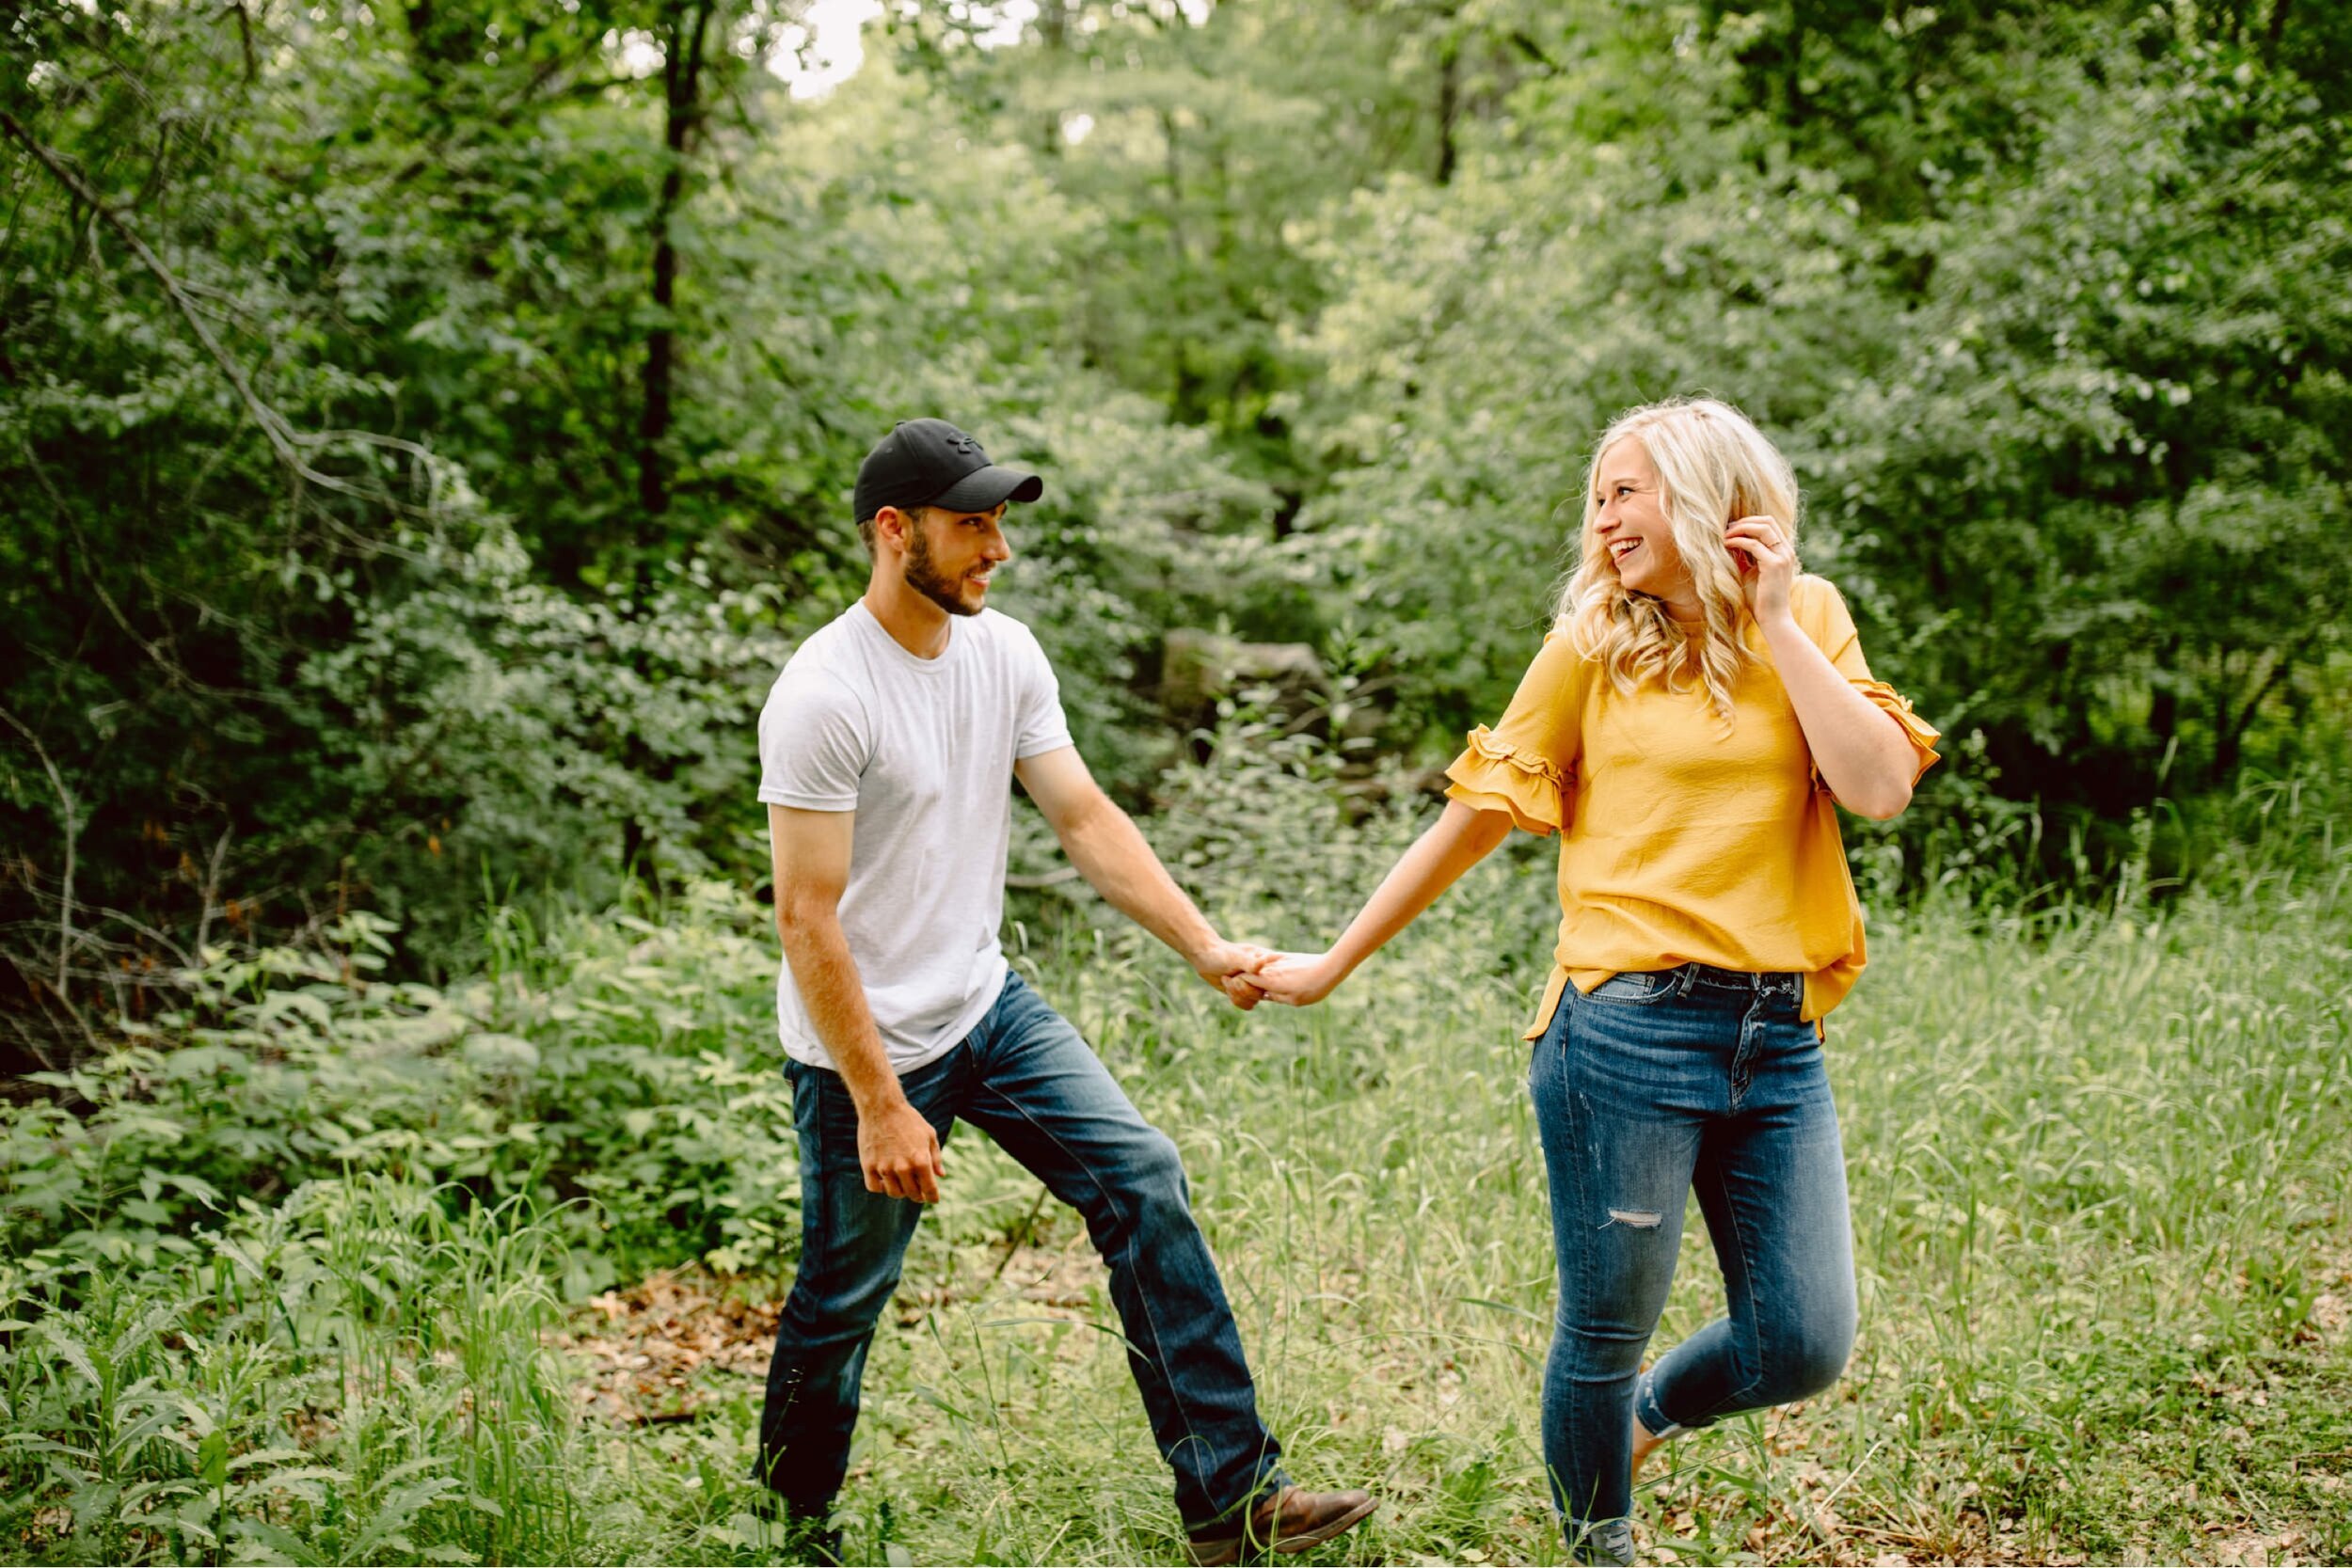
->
[1445,576,1941,1037]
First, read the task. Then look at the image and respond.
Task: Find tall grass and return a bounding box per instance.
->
[0,1179,614,1562]
[3,761,2345,1563]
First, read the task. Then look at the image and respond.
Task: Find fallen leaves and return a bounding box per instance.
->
[553,1236,1118,1428]
[556,1269,781,1427]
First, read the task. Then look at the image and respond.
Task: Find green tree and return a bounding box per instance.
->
[1816,26,2352,811]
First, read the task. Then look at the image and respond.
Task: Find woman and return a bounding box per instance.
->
[1251,398,1940,1564]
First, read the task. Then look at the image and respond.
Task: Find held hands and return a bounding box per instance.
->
[1724,515,1798,626]
[1192,937,1276,1010]
[1248,949,1347,1007]
[1186,932,1348,1008]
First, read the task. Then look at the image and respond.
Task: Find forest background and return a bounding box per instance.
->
[3,0,2350,1563]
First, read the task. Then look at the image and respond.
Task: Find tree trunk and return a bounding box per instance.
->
[1039,0,1067,156]
[1160,107,1198,420]
[627,0,713,886]
[1782,10,1808,129]
[1436,33,1459,186]
[2265,0,2295,65]
[638,0,713,526]
[2215,647,2299,784]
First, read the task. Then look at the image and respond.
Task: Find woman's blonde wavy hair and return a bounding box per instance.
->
[1553,397,1801,723]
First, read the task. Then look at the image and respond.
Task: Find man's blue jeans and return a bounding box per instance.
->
[753,970,1286,1530]
[1530,964,1858,1565]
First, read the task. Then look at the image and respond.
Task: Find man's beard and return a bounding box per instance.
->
[905,523,983,617]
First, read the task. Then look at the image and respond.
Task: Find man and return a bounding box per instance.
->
[751,419,1375,1565]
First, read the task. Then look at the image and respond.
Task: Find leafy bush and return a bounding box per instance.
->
[297,515,802,962]
[1,886,796,1291]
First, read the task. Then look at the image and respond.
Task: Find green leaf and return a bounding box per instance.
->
[36,1321,101,1387]
[230,1515,326,1566]
[346,1474,461,1560]
[199,1429,230,1489]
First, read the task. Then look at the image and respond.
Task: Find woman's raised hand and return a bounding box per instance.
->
[1251,949,1347,1007]
[1724,514,1798,626]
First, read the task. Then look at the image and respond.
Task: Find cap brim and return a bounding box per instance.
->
[927,465,1043,513]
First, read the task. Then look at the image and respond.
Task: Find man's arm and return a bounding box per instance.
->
[1010,746,1265,1007]
[770,803,945,1202]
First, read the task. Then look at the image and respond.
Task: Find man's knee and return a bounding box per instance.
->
[1086,1125,1195,1240]
[785,1276,900,1342]
[1129,1126,1193,1208]
[784,1234,910,1338]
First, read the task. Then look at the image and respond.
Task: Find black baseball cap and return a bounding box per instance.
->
[853,419,1043,524]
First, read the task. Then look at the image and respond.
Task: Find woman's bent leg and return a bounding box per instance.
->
[1635,995,1856,1441]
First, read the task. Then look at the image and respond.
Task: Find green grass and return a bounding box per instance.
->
[4,784,2348,1563]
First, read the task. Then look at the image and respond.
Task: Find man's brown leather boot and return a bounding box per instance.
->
[1184,1484,1377,1566]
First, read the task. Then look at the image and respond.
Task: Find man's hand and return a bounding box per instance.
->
[1251,949,1347,1007]
[857,1098,945,1203]
[1191,937,1274,1010]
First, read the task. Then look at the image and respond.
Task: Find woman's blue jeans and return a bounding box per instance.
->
[1529,964,1858,1564]
[752,970,1286,1531]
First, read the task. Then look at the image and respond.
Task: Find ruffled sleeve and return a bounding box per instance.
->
[1447,726,1570,835]
[1844,679,1941,786]
[1442,627,1596,837]
[1792,576,1943,791]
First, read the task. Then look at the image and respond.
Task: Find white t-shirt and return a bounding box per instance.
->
[756,601,1073,1072]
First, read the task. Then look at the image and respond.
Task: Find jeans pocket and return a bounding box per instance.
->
[1588,969,1678,1005]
